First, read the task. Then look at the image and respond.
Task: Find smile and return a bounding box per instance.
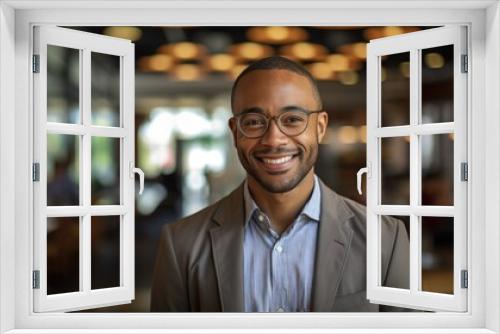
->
[262,156,293,165]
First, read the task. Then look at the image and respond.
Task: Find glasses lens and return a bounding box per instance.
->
[279,111,309,136]
[239,113,268,137]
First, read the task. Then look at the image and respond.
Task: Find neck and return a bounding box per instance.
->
[247,171,315,234]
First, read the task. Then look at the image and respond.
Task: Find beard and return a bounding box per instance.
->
[237,144,318,194]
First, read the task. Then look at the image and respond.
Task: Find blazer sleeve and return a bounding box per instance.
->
[150,224,190,312]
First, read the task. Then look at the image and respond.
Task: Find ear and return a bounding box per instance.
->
[316,111,329,143]
[228,117,238,147]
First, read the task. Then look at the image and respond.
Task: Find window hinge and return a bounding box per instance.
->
[32,163,40,182]
[461,162,468,181]
[461,269,468,289]
[33,270,40,289]
[32,55,40,73]
[461,54,468,73]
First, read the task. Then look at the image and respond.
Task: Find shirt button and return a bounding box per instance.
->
[276,245,283,253]
[257,214,264,222]
[277,307,285,312]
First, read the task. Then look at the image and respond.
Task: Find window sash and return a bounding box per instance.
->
[32,25,135,312]
[366,26,468,312]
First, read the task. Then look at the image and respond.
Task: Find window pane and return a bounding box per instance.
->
[421,134,454,206]
[381,215,410,289]
[381,137,410,205]
[421,45,454,124]
[421,216,454,294]
[381,52,410,127]
[47,134,79,206]
[91,137,120,205]
[47,217,80,295]
[47,45,80,124]
[91,52,120,127]
[91,216,120,290]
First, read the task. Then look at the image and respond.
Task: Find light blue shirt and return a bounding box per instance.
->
[243,176,321,312]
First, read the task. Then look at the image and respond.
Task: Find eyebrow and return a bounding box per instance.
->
[238,105,307,115]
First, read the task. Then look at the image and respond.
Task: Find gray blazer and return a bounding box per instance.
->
[150,180,410,312]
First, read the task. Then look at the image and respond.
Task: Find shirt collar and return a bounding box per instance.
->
[243,175,321,226]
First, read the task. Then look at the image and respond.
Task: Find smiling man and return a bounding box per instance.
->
[151,56,410,312]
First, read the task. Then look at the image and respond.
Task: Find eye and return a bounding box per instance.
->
[241,114,266,128]
[281,112,307,127]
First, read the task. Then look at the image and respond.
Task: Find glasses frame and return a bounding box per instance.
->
[233,109,323,139]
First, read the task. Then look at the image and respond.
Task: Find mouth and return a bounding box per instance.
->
[255,153,300,172]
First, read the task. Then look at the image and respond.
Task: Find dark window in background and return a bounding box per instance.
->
[45,26,452,311]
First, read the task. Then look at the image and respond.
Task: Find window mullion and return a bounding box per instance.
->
[409,48,421,293]
[81,48,92,293]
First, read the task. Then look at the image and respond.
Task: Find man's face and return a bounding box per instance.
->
[230,69,328,193]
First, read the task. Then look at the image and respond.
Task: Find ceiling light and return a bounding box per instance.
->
[172,64,203,81]
[208,54,236,71]
[247,26,308,44]
[424,52,445,69]
[230,43,274,61]
[338,71,359,85]
[158,42,206,60]
[138,54,174,72]
[338,42,367,59]
[103,26,142,41]
[280,42,328,61]
[307,62,334,80]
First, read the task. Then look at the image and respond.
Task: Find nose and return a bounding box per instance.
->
[259,118,288,146]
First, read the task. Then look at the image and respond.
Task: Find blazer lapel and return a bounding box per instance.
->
[209,184,245,312]
[311,181,355,312]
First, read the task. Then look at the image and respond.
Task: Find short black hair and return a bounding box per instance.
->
[230,56,323,112]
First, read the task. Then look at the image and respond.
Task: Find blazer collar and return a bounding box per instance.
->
[210,183,246,312]
[311,180,355,312]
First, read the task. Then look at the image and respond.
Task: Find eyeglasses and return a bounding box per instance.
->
[233,108,323,138]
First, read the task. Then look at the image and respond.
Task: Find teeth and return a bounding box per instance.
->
[262,156,293,165]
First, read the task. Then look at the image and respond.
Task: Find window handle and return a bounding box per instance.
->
[356,163,371,195]
[129,162,145,195]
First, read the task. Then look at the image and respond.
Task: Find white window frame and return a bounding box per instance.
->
[365,26,468,312]
[32,26,136,312]
[0,1,499,333]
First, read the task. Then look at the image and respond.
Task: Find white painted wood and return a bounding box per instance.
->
[32,26,135,312]
[366,26,468,312]
[3,2,493,332]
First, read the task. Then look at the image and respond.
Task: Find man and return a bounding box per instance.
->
[150,56,409,312]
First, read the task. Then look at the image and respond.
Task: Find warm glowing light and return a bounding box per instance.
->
[338,126,358,144]
[173,64,203,81]
[208,54,236,71]
[400,61,410,78]
[326,54,350,71]
[363,26,420,40]
[158,42,205,60]
[307,62,333,80]
[230,43,274,61]
[425,52,445,69]
[281,43,328,61]
[103,26,142,41]
[338,71,359,85]
[338,43,367,59]
[359,125,367,143]
[384,26,404,36]
[448,133,455,141]
[138,54,174,72]
[381,67,387,82]
[247,26,308,44]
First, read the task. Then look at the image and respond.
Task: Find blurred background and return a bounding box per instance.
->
[45,26,455,312]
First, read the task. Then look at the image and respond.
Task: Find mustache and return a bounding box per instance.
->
[252,147,301,155]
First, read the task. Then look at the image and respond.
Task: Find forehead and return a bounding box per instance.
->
[232,69,317,112]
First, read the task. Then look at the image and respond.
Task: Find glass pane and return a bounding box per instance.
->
[421,45,454,124]
[91,216,120,290]
[381,215,410,289]
[91,52,120,127]
[47,45,80,124]
[421,216,454,294]
[47,134,79,206]
[91,137,121,205]
[381,52,410,127]
[47,217,80,294]
[421,134,454,206]
[381,137,410,205]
